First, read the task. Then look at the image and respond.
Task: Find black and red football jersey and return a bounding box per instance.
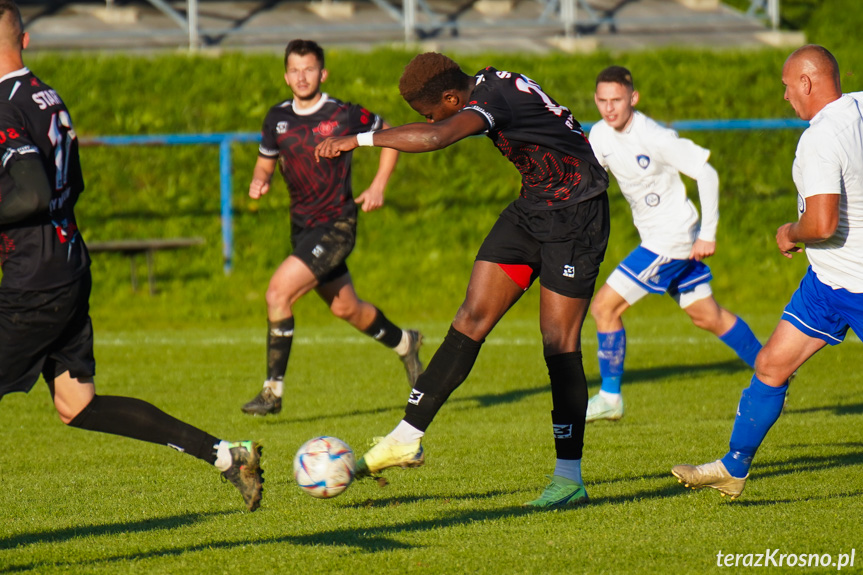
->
[0,67,87,291]
[463,67,608,209]
[259,94,383,228]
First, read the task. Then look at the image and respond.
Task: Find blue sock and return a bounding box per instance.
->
[719,317,762,369]
[597,329,626,394]
[721,376,788,478]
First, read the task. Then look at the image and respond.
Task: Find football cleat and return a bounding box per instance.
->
[221,441,264,511]
[241,386,282,416]
[585,393,624,422]
[355,435,424,478]
[672,459,747,500]
[400,330,425,386]
[524,475,589,508]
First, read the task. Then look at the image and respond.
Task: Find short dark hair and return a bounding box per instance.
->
[284,39,324,69]
[596,66,634,90]
[0,0,23,48]
[399,52,471,105]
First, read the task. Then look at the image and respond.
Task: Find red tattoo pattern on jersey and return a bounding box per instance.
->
[0,232,14,264]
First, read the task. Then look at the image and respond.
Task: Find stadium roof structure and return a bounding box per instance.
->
[21,0,799,53]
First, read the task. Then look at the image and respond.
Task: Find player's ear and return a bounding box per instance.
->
[20,31,29,50]
[800,74,811,95]
[630,90,640,107]
[320,68,329,84]
[442,90,461,109]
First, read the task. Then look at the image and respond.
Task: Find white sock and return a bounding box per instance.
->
[389,419,424,444]
[264,379,284,397]
[553,458,583,484]
[599,390,622,405]
[393,330,412,356]
[214,441,233,471]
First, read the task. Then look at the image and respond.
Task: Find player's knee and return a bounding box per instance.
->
[452,303,493,340]
[590,300,618,327]
[329,299,358,321]
[56,400,86,426]
[541,325,579,355]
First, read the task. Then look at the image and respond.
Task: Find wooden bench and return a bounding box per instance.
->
[87,237,205,295]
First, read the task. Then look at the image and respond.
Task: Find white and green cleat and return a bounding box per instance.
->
[355,435,424,478]
[524,475,589,508]
[585,393,624,422]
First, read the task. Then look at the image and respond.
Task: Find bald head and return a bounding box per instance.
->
[782,44,842,121]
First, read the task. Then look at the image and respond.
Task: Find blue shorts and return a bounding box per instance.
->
[607,246,713,306]
[782,267,863,345]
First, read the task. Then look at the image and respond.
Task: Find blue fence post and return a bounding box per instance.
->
[220,137,234,275]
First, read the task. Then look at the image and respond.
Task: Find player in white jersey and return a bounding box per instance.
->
[585,66,762,422]
[673,45,863,499]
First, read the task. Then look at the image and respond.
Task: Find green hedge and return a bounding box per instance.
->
[4,0,861,328]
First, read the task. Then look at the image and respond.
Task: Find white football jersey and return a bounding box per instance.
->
[589,111,713,259]
[792,92,863,293]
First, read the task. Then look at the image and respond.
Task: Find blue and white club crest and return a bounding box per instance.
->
[636,154,650,169]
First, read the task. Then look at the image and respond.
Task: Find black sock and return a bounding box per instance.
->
[362,308,404,349]
[546,351,587,460]
[267,317,294,382]
[68,395,220,464]
[403,326,483,431]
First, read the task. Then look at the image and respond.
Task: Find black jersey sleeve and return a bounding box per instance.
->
[462,70,514,131]
[0,160,53,224]
[345,103,383,134]
[0,103,52,224]
[258,106,282,158]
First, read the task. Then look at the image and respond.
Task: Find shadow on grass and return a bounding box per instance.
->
[784,402,863,416]
[608,359,751,388]
[0,510,238,550]
[1,502,578,572]
[344,488,513,509]
[268,359,752,425]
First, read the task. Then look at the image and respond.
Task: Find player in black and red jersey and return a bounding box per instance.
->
[241,39,423,416]
[316,52,610,508]
[0,0,263,511]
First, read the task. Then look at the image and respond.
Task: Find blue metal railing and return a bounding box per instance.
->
[80,118,808,275]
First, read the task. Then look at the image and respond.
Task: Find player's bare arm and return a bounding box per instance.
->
[776,193,840,257]
[249,156,277,199]
[355,121,399,213]
[315,110,487,161]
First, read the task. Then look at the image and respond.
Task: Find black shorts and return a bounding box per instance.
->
[475,193,610,299]
[0,272,96,398]
[290,218,356,284]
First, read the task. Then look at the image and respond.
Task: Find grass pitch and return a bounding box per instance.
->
[1,304,860,574]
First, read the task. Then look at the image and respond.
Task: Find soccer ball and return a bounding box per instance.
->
[292,436,356,499]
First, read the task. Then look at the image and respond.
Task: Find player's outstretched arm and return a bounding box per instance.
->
[249,156,277,200]
[315,110,487,161]
[355,122,399,213]
[776,193,840,258]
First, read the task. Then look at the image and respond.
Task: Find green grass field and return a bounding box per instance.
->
[2,1,863,572]
[1,303,860,573]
